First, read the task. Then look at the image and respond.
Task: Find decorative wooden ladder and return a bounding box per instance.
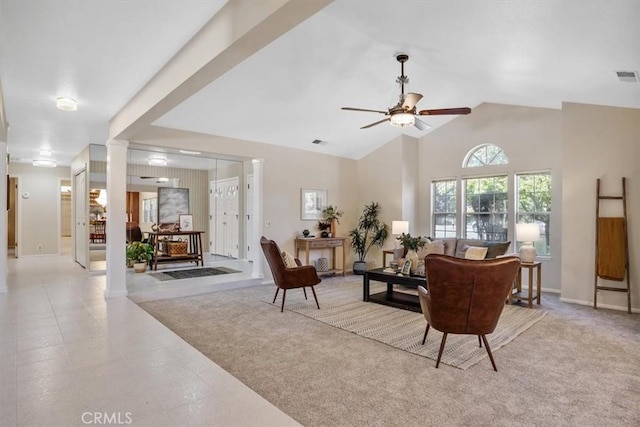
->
[594,178,631,313]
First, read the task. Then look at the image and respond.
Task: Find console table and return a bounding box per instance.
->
[148,231,204,271]
[295,237,346,276]
[363,268,427,312]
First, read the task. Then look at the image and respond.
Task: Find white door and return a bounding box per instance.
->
[74,170,87,268]
[209,177,240,258]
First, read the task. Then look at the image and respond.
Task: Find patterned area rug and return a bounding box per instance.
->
[150,267,241,281]
[266,278,547,370]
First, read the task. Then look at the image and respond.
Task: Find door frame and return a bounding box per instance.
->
[9,175,21,258]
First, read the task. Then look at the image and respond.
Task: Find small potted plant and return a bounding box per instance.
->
[349,202,388,274]
[126,241,154,273]
[397,233,426,273]
[322,205,344,237]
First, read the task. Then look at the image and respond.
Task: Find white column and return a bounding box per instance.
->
[251,159,264,280]
[105,139,128,298]
[0,142,7,293]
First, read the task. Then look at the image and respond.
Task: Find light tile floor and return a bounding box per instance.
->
[0,253,299,426]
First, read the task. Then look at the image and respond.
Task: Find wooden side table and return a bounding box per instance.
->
[295,237,346,276]
[510,261,542,308]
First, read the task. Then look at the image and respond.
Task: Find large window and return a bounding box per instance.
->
[516,172,551,255]
[464,175,508,241]
[432,180,457,238]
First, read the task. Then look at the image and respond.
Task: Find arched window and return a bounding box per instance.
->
[463,144,508,167]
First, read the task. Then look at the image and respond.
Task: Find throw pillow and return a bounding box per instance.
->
[484,241,511,259]
[281,251,297,268]
[464,246,488,260]
[417,240,445,259]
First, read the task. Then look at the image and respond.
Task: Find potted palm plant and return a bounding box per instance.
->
[349,201,388,274]
[126,241,154,273]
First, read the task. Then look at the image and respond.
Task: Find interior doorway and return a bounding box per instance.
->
[60,180,72,256]
[74,169,88,268]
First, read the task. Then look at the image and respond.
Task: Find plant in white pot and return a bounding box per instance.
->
[396,233,426,273]
[126,241,154,273]
[349,202,388,275]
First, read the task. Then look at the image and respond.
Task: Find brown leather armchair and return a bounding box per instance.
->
[418,253,521,371]
[260,237,321,312]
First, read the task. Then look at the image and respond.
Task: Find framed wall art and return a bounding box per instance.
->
[301,188,327,220]
[158,187,189,227]
[179,214,193,231]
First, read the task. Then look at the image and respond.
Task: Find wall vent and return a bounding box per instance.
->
[615,70,639,83]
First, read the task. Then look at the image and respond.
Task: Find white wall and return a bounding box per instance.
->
[561,102,640,310]
[8,163,71,255]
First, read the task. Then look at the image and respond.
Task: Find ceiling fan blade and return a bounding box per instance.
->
[418,107,471,116]
[402,93,423,110]
[414,117,431,131]
[361,118,390,129]
[342,107,388,114]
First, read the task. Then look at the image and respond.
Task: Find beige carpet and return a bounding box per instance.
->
[138,275,640,427]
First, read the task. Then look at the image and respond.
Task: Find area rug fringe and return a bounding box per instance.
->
[265,277,547,369]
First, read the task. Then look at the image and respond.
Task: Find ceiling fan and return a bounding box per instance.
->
[341,53,471,130]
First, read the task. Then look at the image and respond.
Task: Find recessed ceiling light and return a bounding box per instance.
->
[179,149,201,155]
[33,159,57,168]
[39,150,52,156]
[56,96,77,111]
[148,156,167,166]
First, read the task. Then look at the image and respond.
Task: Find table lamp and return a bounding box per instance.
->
[516,223,540,263]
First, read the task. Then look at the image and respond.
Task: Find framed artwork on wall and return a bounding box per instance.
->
[158,187,189,227]
[179,214,193,231]
[301,188,328,220]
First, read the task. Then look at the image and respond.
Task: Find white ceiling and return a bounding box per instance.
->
[2,1,639,166]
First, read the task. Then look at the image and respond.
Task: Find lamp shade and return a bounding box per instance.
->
[391,220,409,235]
[516,223,540,243]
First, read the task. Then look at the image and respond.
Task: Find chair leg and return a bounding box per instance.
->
[435,332,448,369]
[481,335,498,371]
[303,287,308,300]
[280,289,287,313]
[272,288,279,304]
[421,324,430,345]
[478,335,482,347]
[310,286,320,309]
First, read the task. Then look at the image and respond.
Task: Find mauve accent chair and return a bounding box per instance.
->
[418,253,521,371]
[260,236,321,312]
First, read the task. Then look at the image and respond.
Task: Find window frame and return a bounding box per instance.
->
[431,179,457,239]
[462,174,509,241]
[515,171,551,256]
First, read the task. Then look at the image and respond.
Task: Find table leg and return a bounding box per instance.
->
[341,242,346,276]
[528,267,534,308]
[536,264,542,305]
[386,282,393,296]
[363,275,370,302]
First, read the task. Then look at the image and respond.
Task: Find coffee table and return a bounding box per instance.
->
[363,268,427,312]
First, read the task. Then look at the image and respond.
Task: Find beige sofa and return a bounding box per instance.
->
[416,238,511,260]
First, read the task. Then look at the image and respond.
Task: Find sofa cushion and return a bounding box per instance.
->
[441,238,458,257]
[417,240,445,259]
[485,241,511,259]
[464,246,488,260]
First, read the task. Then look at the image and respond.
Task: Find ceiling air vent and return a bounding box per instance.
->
[615,70,639,83]
[312,139,327,145]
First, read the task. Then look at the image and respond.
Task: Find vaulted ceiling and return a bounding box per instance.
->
[1,0,639,167]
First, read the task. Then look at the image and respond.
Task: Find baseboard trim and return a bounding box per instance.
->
[559,297,638,313]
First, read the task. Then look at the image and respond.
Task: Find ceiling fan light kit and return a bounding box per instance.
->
[342,53,471,129]
[389,112,415,128]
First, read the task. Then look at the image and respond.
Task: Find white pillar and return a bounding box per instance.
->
[105,139,128,298]
[251,158,264,280]
[0,142,7,293]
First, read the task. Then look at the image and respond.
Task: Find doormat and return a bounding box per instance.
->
[150,267,241,281]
